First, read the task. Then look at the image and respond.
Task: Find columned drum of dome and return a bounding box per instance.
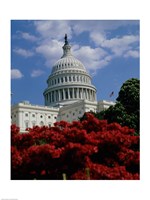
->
[43,34,97,107]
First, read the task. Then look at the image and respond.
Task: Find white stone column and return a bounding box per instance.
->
[63,89,65,100]
[68,88,70,99]
[58,90,60,101]
[89,90,92,101]
[81,88,83,99]
[86,89,89,100]
[76,88,79,99]
[94,91,96,101]
[88,90,90,100]
[92,91,94,101]
[72,88,74,99]
[85,89,87,99]
[53,90,56,102]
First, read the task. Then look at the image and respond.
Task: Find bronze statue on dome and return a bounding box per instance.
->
[64,34,69,45]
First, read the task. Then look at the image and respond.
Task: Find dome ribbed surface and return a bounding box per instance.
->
[51,56,86,74]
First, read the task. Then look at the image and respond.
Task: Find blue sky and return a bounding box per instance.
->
[11,20,139,105]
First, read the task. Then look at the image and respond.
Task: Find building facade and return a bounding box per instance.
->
[11,35,115,132]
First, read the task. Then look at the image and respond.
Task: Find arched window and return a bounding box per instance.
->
[40,121,44,126]
[32,121,36,127]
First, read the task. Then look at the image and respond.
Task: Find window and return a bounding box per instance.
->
[65,77,67,82]
[40,121,44,126]
[54,116,57,119]
[25,113,28,117]
[32,114,35,117]
[73,113,75,116]
[48,116,51,119]
[32,122,36,127]
[25,121,29,129]
[40,115,43,118]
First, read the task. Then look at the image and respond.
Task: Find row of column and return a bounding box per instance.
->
[48,75,91,86]
[45,88,96,104]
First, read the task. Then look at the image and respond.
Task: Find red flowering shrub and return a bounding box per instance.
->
[11,113,140,180]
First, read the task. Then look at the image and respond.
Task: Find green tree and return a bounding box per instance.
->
[90,78,140,134]
[105,78,139,134]
[117,78,139,113]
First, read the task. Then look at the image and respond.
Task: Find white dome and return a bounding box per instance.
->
[52,56,86,74]
[44,34,97,107]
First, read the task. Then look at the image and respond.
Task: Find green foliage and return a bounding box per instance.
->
[117,78,139,113]
[95,78,140,134]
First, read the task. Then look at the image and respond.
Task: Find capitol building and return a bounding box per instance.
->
[11,35,115,132]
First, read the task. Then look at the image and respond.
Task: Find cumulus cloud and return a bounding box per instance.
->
[90,32,139,58]
[32,20,139,73]
[13,48,34,57]
[34,20,72,40]
[21,32,37,42]
[36,39,63,67]
[31,69,44,77]
[124,50,139,58]
[72,20,138,35]
[11,69,23,79]
[12,20,139,76]
[73,45,110,72]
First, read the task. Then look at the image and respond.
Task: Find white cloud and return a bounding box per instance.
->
[32,20,139,73]
[72,45,110,72]
[36,39,63,67]
[34,20,72,40]
[31,69,44,77]
[124,50,139,58]
[21,32,37,42]
[72,20,138,35]
[11,69,23,79]
[13,48,34,57]
[90,31,106,45]
[98,35,139,57]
